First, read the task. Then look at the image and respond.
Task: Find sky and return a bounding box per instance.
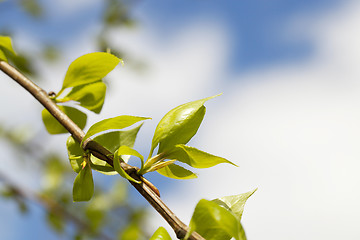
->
[1,0,360,239]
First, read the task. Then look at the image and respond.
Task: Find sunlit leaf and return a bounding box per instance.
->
[63,81,106,114]
[117,145,143,167]
[186,199,241,240]
[157,163,197,179]
[113,148,140,184]
[151,94,221,155]
[89,155,116,175]
[0,50,6,62]
[82,115,149,145]
[93,124,143,157]
[149,227,172,240]
[212,189,257,221]
[73,162,94,202]
[0,36,16,62]
[42,106,87,134]
[61,52,120,90]
[66,136,84,173]
[90,124,143,175]
[169,144,237,169]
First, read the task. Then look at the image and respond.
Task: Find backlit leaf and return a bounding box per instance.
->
[117,145,143,166]
[151,94,221,155]
[157,163,197,179]
[90,155,116,175]
[63,81,106,113]
[149,227,172,240]
[61,52,120,90]
[0,36,16,62]
[73,162,94,202]
[169,144,237,169]
[90,125,143,175]
[113,148,140,184]
[93,123,143,153]
[42,106,87,134]
[186,199,241,240]
[82,115,149,145]
[66,136,84,173]
[212,189,257,221]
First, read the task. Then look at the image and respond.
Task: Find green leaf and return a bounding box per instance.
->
[113,148,141,184]
[42,106,87,134]
[169,145,237,169]
[63,81,106,114]
[0,50,6,62]
[150,94,221,155]
[0,36,16,62]
[61,52,120,90]
[73,162,94,202]
[157,163,197,179]
[212,189,257,221]
[82,115,149,145]
[117,145,144,166]
[186,199,241,240]
[89,125,143,175]
[149,227,172,240]
[66,136,85,173]
[93,123,143,153]
[89,155,116,175]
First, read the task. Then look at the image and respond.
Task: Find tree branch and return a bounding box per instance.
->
[0,60,204,240]
[0,171,113,240]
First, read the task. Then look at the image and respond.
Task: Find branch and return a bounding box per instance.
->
[0,171,113,240]
[0,60,205,240]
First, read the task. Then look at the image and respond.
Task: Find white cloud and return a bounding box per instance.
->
[137,2,360,240]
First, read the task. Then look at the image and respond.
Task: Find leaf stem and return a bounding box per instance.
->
[0,60,205,240]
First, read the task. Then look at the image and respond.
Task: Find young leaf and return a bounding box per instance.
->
[66,136,84,173]
[90,124,144,175]
[113,148,141,184]
[116,145,144,166]
[42,106,87,134]
[169,144,237,169]
[186,199,242,240]
[212,189,257,221]
[156,163,197,179]
[90,155,116,175]
[0,36,16,62]
[61,52,120,90]
[0,49,6,62]
[63,81,106,114]
[92,123,143,153]
[82,115,149,145]
[149,227,172,240]
[73,161,94,202]
[150,94,221,156]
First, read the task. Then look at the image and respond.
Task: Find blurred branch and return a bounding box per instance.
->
[0,60,205,240]
[0,170,112,240]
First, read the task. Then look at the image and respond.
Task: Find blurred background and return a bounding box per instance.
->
[1,0,360,239]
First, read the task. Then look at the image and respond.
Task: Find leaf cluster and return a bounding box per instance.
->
[1,35,257,240]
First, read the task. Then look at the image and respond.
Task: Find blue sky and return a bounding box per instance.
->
[2,0,360,239]
[0,0,341,72]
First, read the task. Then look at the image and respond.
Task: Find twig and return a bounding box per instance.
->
[0,171,113,240]
[0,60,205,240]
